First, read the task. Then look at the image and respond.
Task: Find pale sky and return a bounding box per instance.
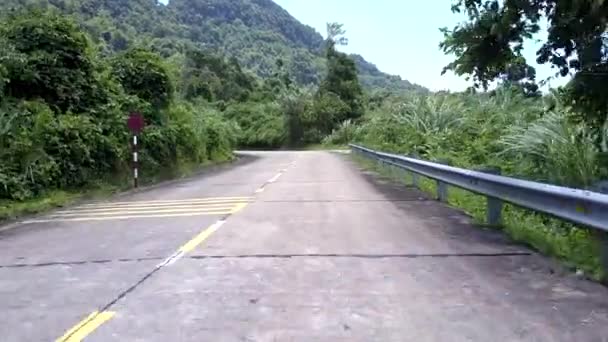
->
[158,0,569,91]
[273,0,568,91]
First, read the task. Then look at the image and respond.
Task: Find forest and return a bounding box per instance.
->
[0,5,366,212]
[1,0,608,279]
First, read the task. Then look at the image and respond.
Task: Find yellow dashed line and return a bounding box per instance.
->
[177,202,249,254]
[56,311,115,342]
[178,222,223,253]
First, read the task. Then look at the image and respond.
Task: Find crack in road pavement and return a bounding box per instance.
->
[0,256,166,268]
[259,199,429,203]
[0,252,533,269]
[188,252,533,259]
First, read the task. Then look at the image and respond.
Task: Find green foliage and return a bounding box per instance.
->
[441,0,608,127]
[351,87,608,280]
[322,119,356,145]
[1,10,106,113]
[0,9,239,207]
[0,0,423,94]
[499,111,601,187]
[0,100,120,200]
[111,48,174,114]
[310,92,349,138]
[223,101,286,148]
[179,49,256,103]
[279,87,314,146]
[319,24,364,124]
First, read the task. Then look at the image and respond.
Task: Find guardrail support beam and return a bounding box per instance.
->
[412,172,419,188]
[487,196,503,226]
[598,232,608,281]
[408,154,419,188]
[437,181,448,202]
[480,167,503,226]
[349,144,608,233]
[436,159,449,202]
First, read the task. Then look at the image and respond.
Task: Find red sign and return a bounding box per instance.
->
[127,112,145,134]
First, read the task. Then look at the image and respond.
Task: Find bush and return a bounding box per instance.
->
[224,101,286,148]
[0,100,119,199]
[322,119,355,145]
[1,10,105,113]
[111,48,174,116]
[0,10,239,204]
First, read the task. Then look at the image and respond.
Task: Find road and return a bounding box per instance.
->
[1,151,607,341]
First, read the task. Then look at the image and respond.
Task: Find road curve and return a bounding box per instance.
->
[1,151,607,341]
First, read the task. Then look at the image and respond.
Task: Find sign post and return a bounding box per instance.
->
[127,112,145,188]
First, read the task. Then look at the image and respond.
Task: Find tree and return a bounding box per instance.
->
[110,47,173,115]
[440,0,608,126]
[1,10,103,113]
[179,48,257,103]
[317,22,364,130]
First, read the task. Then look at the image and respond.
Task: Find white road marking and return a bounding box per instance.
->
[159,218,228,268]
[156,250,185,268]
[268,173,283,183]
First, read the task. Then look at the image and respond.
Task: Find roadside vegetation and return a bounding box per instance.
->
[334,0,608,281]
[1,1,607,283]
[0,9,364,219]
[347,87,607,280]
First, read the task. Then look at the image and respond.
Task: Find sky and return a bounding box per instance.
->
[273,0,568,92]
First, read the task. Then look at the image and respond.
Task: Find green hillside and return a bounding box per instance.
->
[0,0,425,92]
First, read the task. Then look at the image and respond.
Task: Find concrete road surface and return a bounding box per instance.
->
[1,151,607,342]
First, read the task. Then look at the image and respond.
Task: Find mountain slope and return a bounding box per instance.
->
[0,0,425,92]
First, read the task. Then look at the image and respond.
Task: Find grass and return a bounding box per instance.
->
[353,153,606,282]
[1,190,86,221]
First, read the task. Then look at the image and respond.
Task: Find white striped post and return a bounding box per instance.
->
[127,112,145,189]
[132,134,139,188]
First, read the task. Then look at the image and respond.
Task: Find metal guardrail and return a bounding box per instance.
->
[350,144,608,231]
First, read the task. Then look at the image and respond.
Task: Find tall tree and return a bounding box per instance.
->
[440,0,608,126]
[1,10,104,113]
[317,22,364,128]
[110,47,174,116]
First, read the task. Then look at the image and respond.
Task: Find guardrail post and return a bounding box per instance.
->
[592,181,608,283]
[409,154,419,188]
[479,167,503,226]
[389,163,396,180]
[435,159,450,202]
[597,231,608,283]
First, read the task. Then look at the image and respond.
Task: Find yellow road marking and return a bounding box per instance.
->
[56,311,114,342]
[178,222,222,253]
[78,197,253,207]
[23,211,232,223]
[54,197,250,341]
[51,206,234,217]
[231,202,249,213]
[177,202,249,254]
[67,200,250,211]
